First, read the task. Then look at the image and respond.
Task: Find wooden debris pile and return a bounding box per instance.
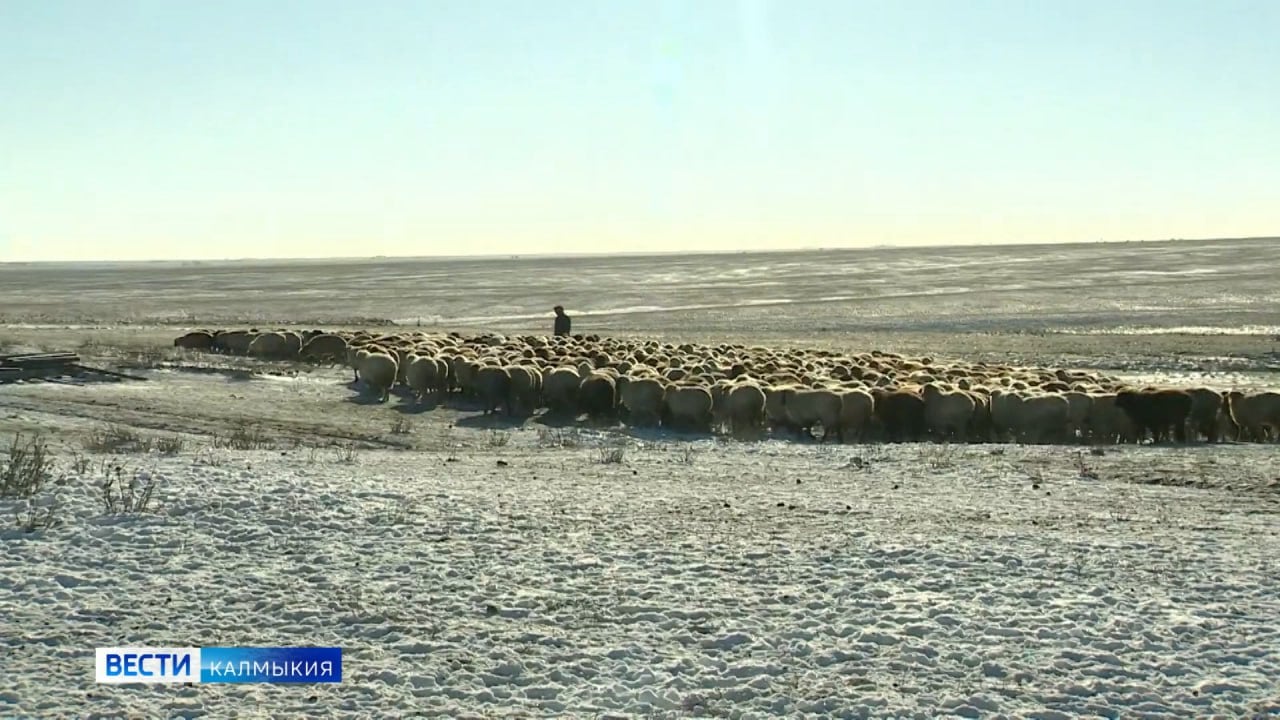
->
[0,352,148,385]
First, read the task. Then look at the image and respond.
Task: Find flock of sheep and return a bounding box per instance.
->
[173,327,1280,445]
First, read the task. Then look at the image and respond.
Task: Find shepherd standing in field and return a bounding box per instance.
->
[553,305,571,337]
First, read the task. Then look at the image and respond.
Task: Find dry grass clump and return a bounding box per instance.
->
[537,427,583,448]
[1,433,58,499]
[209,425,272,450]
[3,433,64,532]
[98,462,160,514]
[596,445,626,464]
[82,424,188,455]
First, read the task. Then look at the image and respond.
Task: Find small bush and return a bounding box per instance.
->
[537,427,582,448]
[921,444,958,470]
[99,465,159,514]
[211,426,272,450]
[117,347,171,369]
[154,435,186,455]
[596,446,626,464]
[366,498,416,526]
[83,424,147,454]
[334,445,359,464]
[1074,451,1100,480]
[486,430,512,448]
[83,425,188,455]
[68,451,93,475]
[12,499,62,533]
[680,445,696,465]
[1,433,58,498]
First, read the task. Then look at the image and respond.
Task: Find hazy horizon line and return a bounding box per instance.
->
[1,234,1274,268]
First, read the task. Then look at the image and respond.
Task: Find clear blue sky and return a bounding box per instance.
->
[1,0,1277,261]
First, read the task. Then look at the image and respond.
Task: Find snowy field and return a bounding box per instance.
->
[2,239,1280,718]
[2,236,1279,338]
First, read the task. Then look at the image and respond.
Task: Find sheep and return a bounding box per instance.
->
[726,383,767,438]
[357,351,398,403]
[1185,387,1227,442]
[1227,391,1280,442]
[989,390,1023,443]
[452,358,480,399]
[212,330,255,355]
[838,388,875,443]
[1015,393,1072,444]
[247,332,295,361]
[505,365,542,417]
[762,386,797,435]
[1056,391,1093,443]
[299,333,349,365]
[405,354,445,405]
[709,381,735,434]
[394,349,414,385]
[344,343,373,383]
[1085,393,1137,444]
[542,367,583,416]
[474,366,512,415]
[620,377,666,427]
[578,373,618,421]
[163,325,1280,450]
[664,385,714,433]
[174,331,215,350]
[921,384,976,442]
[873,389,927,443]
[1115,388,1192,444]
[783,388,844,442]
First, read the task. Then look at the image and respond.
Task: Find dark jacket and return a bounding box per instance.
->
[553,312,571,336]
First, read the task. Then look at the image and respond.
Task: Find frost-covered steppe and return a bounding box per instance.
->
[2,239,1280,718]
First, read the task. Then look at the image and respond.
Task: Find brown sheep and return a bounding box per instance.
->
[1227,391,1280,442]
[1185,387,1227,442]
[1115,388,1192,443]
[174,331,215,350]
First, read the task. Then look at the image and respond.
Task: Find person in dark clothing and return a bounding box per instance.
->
[553,305,571,337]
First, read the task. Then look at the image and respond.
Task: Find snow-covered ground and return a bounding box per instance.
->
[2,433,1279,718]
